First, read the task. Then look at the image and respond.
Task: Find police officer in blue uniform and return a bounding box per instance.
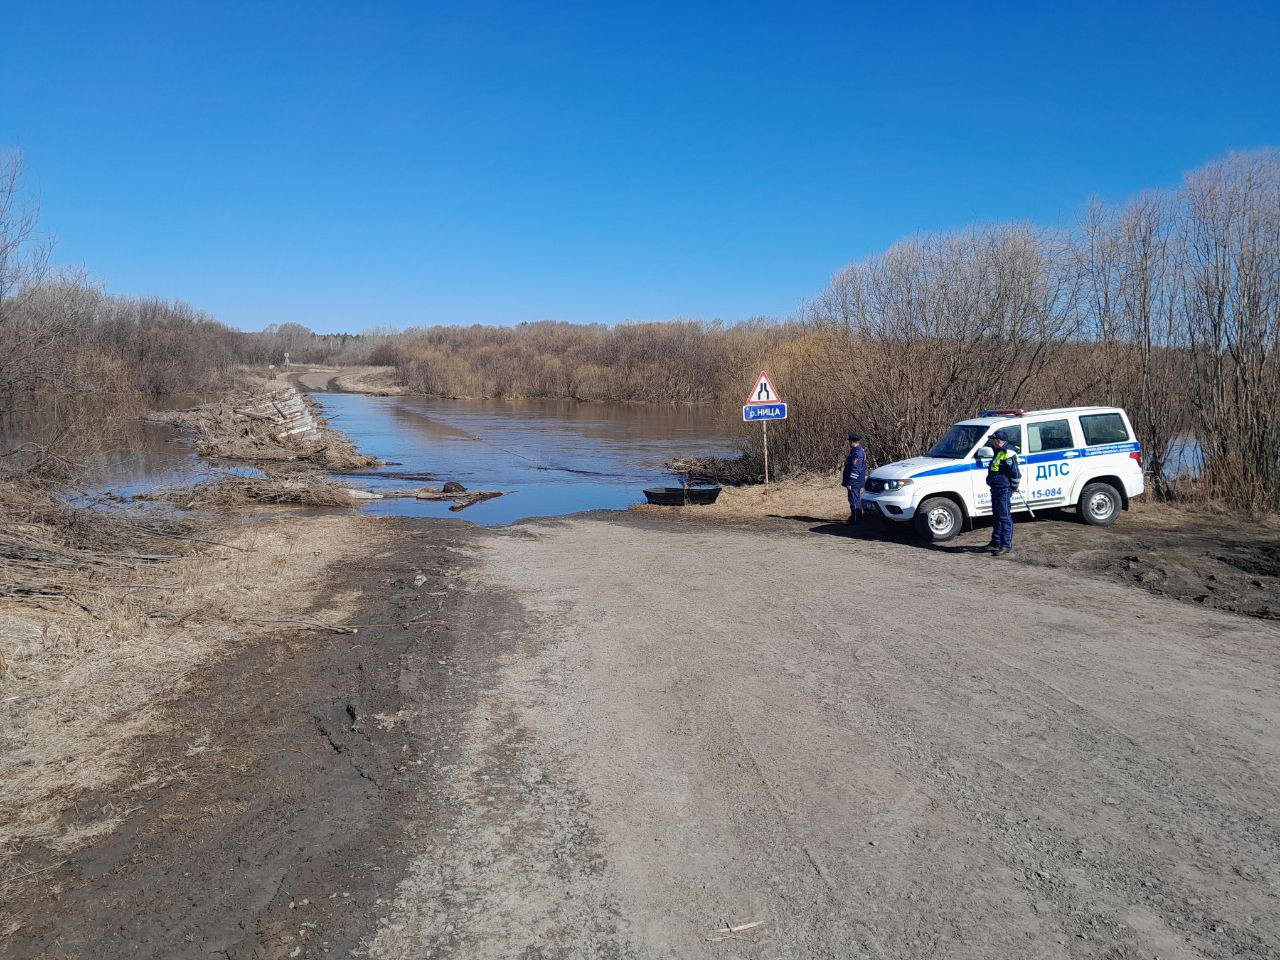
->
[986,429,1021,555]
[842,432,867,524]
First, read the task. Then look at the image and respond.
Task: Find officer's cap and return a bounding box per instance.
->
[991,429,1011,442]
[848,432,863,442]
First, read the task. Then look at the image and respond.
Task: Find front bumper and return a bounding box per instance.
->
[858,492,916,520]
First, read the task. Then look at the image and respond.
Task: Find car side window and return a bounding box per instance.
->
[983,423,1023,453]
[1080,413,1131,445]
[1028,418,1074,453]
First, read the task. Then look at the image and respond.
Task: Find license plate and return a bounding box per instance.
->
[861,499,877,509]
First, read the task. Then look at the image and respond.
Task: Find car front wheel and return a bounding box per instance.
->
[914,497,962,542]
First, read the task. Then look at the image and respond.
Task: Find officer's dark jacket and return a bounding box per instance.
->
[985,447,1022,489]
[843,445,867,487]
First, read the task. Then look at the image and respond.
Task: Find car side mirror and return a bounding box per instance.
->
[975,446,994,460]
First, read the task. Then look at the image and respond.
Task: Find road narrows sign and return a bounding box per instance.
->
[742,371,787,497]
[746,371,782,406]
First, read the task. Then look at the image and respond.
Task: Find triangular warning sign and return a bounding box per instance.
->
[746,371,782,405]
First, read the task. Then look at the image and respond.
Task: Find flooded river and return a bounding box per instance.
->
[59,393,736,524]
[312,393,737,524]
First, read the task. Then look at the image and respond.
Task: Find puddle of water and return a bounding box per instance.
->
[312,393,739,525]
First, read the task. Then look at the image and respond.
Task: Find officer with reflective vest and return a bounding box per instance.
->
[842,432,867,524]
[985,429,1021,555]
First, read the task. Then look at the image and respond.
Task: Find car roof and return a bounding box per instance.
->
[957,406,1122,427]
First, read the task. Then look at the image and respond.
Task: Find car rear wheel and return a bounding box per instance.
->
[914,497,962,542]
[1079,482,1121,526]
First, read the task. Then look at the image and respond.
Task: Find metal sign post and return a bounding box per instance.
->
[742,371,786,497]
[762,420,769,496]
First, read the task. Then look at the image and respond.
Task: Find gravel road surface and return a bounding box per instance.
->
[6,512,1277,960]
[368,514,1280,960]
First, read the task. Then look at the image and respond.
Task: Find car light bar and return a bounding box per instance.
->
[978,408,1027,416]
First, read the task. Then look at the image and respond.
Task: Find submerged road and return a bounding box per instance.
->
[368,514,1279,959]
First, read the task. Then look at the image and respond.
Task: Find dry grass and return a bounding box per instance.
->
[0,511,367,865]
[0,482,194,611]
[664,454,761,484]
[633,473,848,522]
[143,474,360,509]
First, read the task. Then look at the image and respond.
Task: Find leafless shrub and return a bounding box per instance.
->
[386,319,761,403]
[1181,151,1280,513]
[0,152,244,481]
[1077,192,1192,496]
[787,225,1085,470]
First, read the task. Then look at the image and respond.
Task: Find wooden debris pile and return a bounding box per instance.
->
[141,475,362,510]
[416,487,507,512]
[151,387,381,471]
[378,485,508,512]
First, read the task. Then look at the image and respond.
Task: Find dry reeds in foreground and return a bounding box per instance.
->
[0,482,193,612]
[0,485,362,874]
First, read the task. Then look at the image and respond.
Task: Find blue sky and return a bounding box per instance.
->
[3,1,1278,333]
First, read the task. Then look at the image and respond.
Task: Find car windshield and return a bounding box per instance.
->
[927,424,988,459]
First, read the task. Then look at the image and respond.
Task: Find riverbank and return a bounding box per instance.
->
[0,502,370,870]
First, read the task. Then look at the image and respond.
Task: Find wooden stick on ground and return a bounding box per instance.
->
[705,919,767,942]
[233,617,359,635]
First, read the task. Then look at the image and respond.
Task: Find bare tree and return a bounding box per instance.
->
[1182,150,1280,512]
[0,150,55,412]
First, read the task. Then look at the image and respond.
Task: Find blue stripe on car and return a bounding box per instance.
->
[906,441,1140,479]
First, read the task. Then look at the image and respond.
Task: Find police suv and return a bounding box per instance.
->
[859,407,1145,542]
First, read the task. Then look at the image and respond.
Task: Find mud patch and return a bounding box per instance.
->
[1097,537,1279,620]
[796,498,1280,622]
[1215,541,1280,579]
[0,519,482,960]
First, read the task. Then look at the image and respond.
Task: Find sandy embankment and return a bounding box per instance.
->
[662,471,849,521]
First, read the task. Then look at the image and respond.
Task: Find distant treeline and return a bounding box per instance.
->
[2,148,1278,511]
[373,151,1280,513]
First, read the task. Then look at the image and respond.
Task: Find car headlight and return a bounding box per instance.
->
[882,478,914,491]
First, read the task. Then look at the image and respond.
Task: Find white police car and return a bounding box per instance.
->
[859,406,1146,542]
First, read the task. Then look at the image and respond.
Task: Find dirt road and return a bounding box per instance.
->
[5,511,1279,958]
[365,514,1280,959]
[291,366,404,395]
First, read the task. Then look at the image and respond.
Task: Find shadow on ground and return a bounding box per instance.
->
[767,506,1278,620]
